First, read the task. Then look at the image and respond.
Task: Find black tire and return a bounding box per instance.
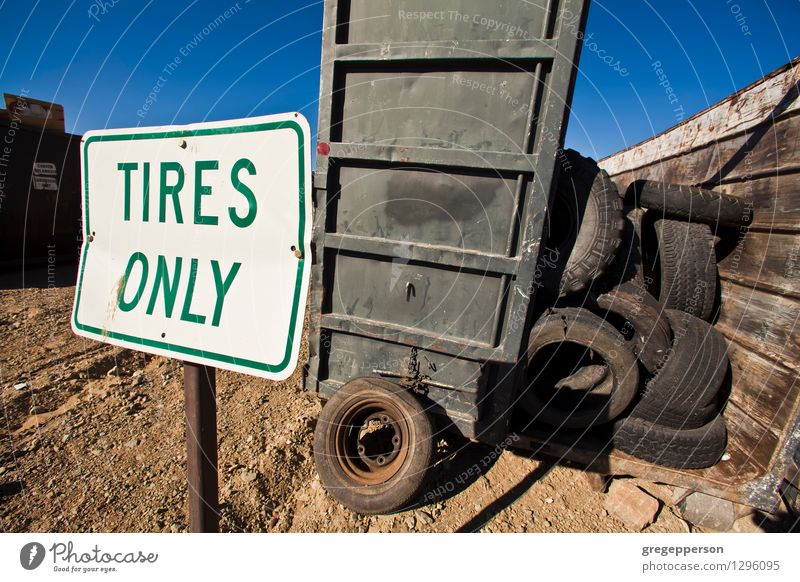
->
[313,378,434,515]
[521,307,639,428]
[631,180,753,229]
[631,310,729,429]
[546,149,624,297]
[597,281,672,374]
[601,207,647,289]
[643,218,717,321]
[612,413,727,469]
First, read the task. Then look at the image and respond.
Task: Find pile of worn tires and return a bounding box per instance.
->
[520,150,751,469]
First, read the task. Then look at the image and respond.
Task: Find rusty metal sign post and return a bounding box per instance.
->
[183,362,219,533]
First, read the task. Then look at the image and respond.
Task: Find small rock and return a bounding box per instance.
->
[14,382,27,390]
[730,514,764,533]
[543,519,551,527]
[582,472,608,493]
[125,438,139,448]
[633,481,676,506]
[415,510,434,525]
[678,492,735,532]
[604,480,660,531]
[675,514,691,533]
[241,471,258,483]
[404,516,416,529]
[133,370,144,377]
[473,503,481,511]
[106,365,118,377]
[544,497,554,504]
[30,406,48,415]
[0,466,6,475]
[672,487,690,505]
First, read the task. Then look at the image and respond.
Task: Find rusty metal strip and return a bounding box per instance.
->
[334,39,558,62]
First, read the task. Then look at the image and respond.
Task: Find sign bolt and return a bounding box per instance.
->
[179,139,187,149]
[292,245,303,259]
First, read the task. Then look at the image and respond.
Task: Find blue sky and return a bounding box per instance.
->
[0,1,797,161]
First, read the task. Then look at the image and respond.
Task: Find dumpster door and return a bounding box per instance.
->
[306,0,590,439]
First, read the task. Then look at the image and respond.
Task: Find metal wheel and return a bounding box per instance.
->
[333,397,409,486]
[313,378,434,514]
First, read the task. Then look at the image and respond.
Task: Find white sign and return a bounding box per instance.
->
[72,113,311,380]
[33,176,58,190]
[33,161,58,176]
[33,162,59,190]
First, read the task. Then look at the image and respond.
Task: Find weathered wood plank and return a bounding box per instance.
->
[715,281,800,371]
[717,231,800,298]
[726,340,800,437]
[600,58,800,175]
[603,112,800,193]
[722,401,778,474]
[511,415,768,497]
[716,172,800,231]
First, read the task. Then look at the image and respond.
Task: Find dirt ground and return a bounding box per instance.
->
[0,266,792,533]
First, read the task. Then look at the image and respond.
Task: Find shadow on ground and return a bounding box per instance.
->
[748,509,800,533]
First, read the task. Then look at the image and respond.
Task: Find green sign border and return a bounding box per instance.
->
[73,119,306,374]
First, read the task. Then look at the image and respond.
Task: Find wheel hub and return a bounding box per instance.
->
[333,397,409,486]
[357,413,402,469]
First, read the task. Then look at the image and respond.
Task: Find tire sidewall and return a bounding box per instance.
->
[524,309,639,427]
[313,378,434,514]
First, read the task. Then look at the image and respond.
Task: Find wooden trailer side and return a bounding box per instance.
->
[595,57,800,511]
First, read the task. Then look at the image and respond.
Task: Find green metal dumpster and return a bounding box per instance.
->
[304,0,589,512]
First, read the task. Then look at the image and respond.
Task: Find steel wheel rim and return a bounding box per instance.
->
[333,396,410,486]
